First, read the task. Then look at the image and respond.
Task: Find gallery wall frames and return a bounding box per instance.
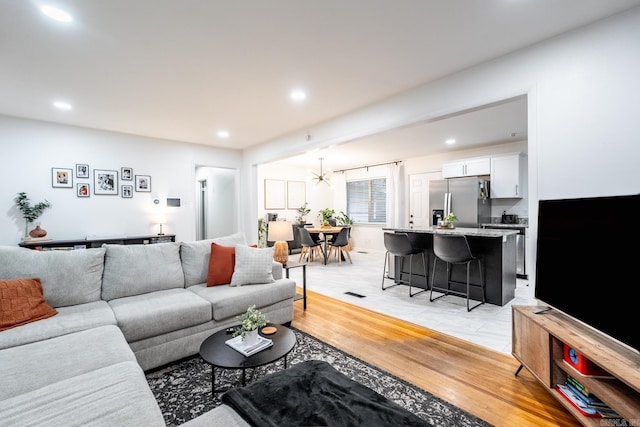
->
[135,175,151,192]
[77,183,90,197]
[52,167,73,188]
[94,169,118,195]
[76,164,89,178]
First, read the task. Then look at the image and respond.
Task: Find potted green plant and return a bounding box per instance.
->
[318,208,335,227]
[296,202,311,224]
[14,192,51,239]
[233,305,268,345]
[441,212,458,229]
[335,211,353,225]
[257,218,267,248]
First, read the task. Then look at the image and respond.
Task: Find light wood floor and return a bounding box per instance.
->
[292,288,578,427]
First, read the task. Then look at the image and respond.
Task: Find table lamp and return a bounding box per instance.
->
[268,221,293,266]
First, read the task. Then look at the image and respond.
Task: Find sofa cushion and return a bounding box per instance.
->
[208,243,258,287]
[0,325,135,401]
[0,361,165,427]
[108,289,212,342]
[0,278,58,331]
[0,246,105,307]
[0,300,117,350]
[230,245,275,287]
[188,278,296,321]
[101,242,184,301]
[180,232,247,286]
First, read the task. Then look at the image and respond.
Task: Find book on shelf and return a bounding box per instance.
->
[225,335,273,357]
[565,376,607,407]
[556,383,620,419]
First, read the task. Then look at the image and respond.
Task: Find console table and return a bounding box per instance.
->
[18,234,176,250]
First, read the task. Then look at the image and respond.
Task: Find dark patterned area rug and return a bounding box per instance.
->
[146,328,492,427]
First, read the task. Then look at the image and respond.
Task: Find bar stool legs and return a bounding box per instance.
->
[381,232,428,295]
[429,256,485,312]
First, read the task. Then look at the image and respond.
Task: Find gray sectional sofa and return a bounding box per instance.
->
[0,232,296,426]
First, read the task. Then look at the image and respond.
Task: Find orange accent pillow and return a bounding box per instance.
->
[207,243,257,286]
[0,278,58,331]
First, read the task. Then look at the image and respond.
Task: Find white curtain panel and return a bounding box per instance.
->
[332,172,347,213]
[386,163,404,228]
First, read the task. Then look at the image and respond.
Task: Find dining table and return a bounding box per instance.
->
[305,226,344,265]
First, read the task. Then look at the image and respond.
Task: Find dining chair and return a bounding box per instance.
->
[327,227,352,264]
[298,227,323,262]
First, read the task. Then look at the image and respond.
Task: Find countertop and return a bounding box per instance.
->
[383,227,519,238]
[480,223,528,229]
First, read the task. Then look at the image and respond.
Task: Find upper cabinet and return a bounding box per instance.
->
[442,157,490,178]
[490,153,527,198]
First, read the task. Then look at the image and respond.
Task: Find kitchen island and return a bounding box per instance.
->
[383,227,519,306]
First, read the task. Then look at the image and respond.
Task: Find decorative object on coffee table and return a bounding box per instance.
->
[14,192,51,240]
[233,305,268,341]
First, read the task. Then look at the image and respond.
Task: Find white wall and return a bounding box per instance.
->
[243,7,640,267]
[0,115,242,245]
[194,166,238,239]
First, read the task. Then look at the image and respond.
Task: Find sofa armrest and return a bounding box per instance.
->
[271,261,283,280]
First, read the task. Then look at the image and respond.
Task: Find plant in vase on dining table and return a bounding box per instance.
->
[318,208,335,227]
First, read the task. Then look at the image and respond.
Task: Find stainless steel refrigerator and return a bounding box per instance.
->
[429,177,491,227]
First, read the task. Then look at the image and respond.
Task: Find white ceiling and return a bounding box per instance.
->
[2,0,639,169]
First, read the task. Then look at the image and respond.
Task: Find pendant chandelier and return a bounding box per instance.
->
[310,157,331,186]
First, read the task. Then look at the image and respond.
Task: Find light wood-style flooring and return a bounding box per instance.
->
[292,289,578,427]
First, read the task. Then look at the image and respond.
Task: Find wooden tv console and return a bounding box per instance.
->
[512,305,640,426]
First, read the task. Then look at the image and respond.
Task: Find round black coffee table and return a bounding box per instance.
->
[199,323,296,394]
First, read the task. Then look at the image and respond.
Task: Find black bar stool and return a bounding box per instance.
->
[382,232,428,297]
[429,233,485,312]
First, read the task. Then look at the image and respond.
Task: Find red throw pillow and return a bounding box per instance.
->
[0,278,58,331]
[207,243,257,287]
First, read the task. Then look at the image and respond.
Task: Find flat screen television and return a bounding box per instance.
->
[535,193,640,353]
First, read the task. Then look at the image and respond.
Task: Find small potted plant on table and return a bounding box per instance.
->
[14,192,51,240]
[296,202,311,224]
[233,305,268,345]
[318,208,335,228]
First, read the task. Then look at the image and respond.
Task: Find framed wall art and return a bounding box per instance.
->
[121,167,133,181]
[52,167,73,188]
[76,164,89,178]
[135,175,151,192]
[93,169,118,195]
[287,181,306,209]
[77,183,90,198]
[121,185,133,198]
[264,179,285,210]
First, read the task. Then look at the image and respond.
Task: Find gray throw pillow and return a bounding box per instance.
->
[230,245,275,287]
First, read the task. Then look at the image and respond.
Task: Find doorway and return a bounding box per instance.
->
[409,172,441,229]
[195,166,238,240]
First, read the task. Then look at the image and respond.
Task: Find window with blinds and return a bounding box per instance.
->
[346,178,386,224]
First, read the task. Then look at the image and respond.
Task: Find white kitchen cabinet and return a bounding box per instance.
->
[490,153,526,198]
[442,157,490,178]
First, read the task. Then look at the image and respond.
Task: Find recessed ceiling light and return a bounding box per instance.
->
[53,101,72,111]
[40,5,73,23]
[445,139,456,145]
[217,130,230,139]
[290,90,307,102]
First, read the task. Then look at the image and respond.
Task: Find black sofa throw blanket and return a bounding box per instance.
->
[221,359,433,427]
